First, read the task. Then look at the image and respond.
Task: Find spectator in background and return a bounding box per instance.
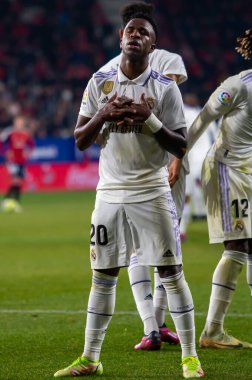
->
[1,114,34,212]
[0,0,250,138]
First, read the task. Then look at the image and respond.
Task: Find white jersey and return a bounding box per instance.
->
[80,65,186,203]
[188,69,252,174]
[99,49,187,85]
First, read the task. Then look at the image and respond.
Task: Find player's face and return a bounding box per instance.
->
[120,18,156,59]
[14,117,26,130]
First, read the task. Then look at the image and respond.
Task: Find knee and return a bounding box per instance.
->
[224,239,249,254]
[157,264,182,278]
[96,268,120,277]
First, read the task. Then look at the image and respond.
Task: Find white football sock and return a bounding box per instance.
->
[83,270,118,361]
[247,255,252,296]
[160,271,197,358]
[153,267,167,327]
[204,250,247,336]
[128,254,158,335]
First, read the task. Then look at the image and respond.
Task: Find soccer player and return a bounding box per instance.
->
[1,115,34,213]
[54,3,204,379]
[186,28,252,349]
[98,2,187,350]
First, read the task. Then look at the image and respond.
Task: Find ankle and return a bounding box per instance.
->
[203,322,223,337]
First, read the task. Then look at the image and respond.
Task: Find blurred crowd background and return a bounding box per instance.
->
[0,0,251,138]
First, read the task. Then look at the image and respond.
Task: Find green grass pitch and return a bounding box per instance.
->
[0,191,252,380]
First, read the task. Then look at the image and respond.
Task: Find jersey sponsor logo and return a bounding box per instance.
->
[107,122,143,134]
[102,80,114,95]
[217,91,231,105]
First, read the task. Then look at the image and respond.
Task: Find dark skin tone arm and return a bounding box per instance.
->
[85,92,186,158]
[117,93,187,158]
[74,92,135,150]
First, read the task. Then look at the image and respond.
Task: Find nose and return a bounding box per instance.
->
[130,28,140,38]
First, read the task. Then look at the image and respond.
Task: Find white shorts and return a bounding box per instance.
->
[89,193,182,269]
[202,156,252,243]
[171,166,186,219]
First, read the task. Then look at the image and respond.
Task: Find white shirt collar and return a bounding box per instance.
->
[117,64,152,86]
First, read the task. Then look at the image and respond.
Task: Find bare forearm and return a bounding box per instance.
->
[154,128,187,158]
[74,114,104,151]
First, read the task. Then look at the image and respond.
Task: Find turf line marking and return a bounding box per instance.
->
[0,309,252,318]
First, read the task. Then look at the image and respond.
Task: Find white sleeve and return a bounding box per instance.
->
[187,107,217,151]
[159,82,187,131]
[150,50,188,84]
[79,77,98,118]
[187,75,247,151]
[207,75,247,116]
[99,54,121,72]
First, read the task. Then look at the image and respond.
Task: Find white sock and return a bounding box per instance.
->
[128,254,158,335]
[180,201,191,236]
[153,268,167,327]
[160,271,197,358]
[204,250,247,336]
[247,255,252,296]
[83,270,118,361]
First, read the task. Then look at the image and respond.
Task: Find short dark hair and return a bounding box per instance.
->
[235,29,252,60]
[120,2,158,40]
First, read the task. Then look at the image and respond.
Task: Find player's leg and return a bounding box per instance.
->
[199,242,251,347]
[200,159,252,348]
[2,164,23,212]
[5,164,23,200]
[152,169,185,344]
[179,195,191,242]
[54,200,133,377]
[125,193,204,377]
[127,256,161,350]
[179,169,192,242]
[153,267,179,344]
[158,265,204,378]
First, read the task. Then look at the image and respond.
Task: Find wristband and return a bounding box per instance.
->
[145,113,163,133]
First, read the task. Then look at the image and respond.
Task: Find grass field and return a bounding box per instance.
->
[1,191,252,380]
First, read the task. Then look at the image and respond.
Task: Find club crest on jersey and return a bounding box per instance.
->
[217,91,231,105]
[102,81,114,95]
[146,97,154,109]
[234,219,244,232]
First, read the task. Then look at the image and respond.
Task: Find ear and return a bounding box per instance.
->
[149,43,156,54]
[119,28,124,48]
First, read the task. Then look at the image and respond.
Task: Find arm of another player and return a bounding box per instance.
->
[168,156,183,188]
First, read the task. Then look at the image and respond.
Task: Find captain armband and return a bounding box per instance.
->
[145,113,163,133]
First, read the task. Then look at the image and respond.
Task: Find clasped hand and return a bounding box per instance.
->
[100,92,151,126]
